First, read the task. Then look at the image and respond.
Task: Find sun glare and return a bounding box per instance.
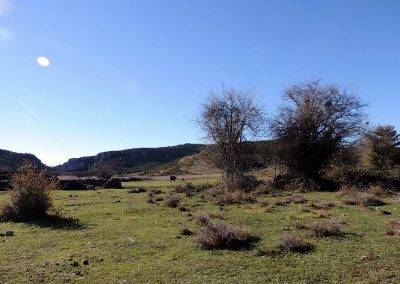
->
[36,56,50,67]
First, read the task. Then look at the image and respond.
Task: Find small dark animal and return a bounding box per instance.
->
[169,175,176,182]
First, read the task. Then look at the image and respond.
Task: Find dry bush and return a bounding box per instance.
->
[367,185,385,197]
[287,194,308,204]
[217,191,256,206]
[384,220,400,237]
[127,187,146,194]
[257,198,269,207]
[279,234,314,253]
[342,192,385,207]
[196,212,224,226]
[309,220,342,237]
[0,163,58,221]
[147,188,163,195]
[389,219,400,229]
[193,222,258,250]
[274,200,289,206]
[376,209,391,216]
[164,193,182,208]
[319,201,337,210]
[175,182,213,197]
[292,220,308,230]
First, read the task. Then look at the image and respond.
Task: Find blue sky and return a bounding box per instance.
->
[0,0,399,165]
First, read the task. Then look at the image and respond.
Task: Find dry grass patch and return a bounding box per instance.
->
[292,220,308,230]
[309,220,343,237]
[193,222,259,250]
[279,234,314,253]
[127,187,146,193]
[287,194,308,204]
[342,192,385,207]
[257,198,269,207]
[164,193,182,208]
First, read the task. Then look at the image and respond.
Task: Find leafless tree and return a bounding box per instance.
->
[197,86,266,190]
[270,80,366,179]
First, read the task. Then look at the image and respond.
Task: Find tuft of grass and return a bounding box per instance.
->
[309,220,342,237]
[279,234,314,253]
[164,193,182,208]
[193,222,258,250]
[274,200,289,206]
[127,187,146,194]
[292,220,308,230]
[287,194,308,204]
[147,188,163,195]
[257,198,269,207]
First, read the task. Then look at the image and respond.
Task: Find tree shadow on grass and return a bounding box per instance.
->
[24,214,87,230]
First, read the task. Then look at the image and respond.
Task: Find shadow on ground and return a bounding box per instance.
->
[24,214,87,230]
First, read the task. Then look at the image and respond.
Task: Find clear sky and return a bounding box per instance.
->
[0,0,399,166]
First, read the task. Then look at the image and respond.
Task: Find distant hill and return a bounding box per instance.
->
[147,152,221,176]
[0,149,46,171]
[55,144,205,175]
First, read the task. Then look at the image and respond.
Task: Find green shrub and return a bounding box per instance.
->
[0,163,58,221]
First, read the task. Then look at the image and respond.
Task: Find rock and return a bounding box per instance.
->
[5,230,14,236]
[59,180,87,190]
[102,178,122,189]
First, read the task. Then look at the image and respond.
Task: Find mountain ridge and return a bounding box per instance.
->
[54,143,205,175]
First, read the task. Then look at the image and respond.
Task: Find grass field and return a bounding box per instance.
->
[1,181,400,283]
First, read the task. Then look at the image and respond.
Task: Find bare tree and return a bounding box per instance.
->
[270,80,366,179]
[197,86,266,190]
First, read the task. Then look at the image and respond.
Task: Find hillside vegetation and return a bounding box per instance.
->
[0,149,45,172]
[54,144,204,175]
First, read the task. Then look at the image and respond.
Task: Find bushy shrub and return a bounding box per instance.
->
[279,234,314,253]
[286,194,308,204]
[342,192,385,207]
[175,182,213,197]
[164,193,182,208]
[193,222,258,250]
[0,163,58,221]
[309,220,342,237]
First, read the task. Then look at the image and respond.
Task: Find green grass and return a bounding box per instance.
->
[122,177,220,188]
[0,188,399,283]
